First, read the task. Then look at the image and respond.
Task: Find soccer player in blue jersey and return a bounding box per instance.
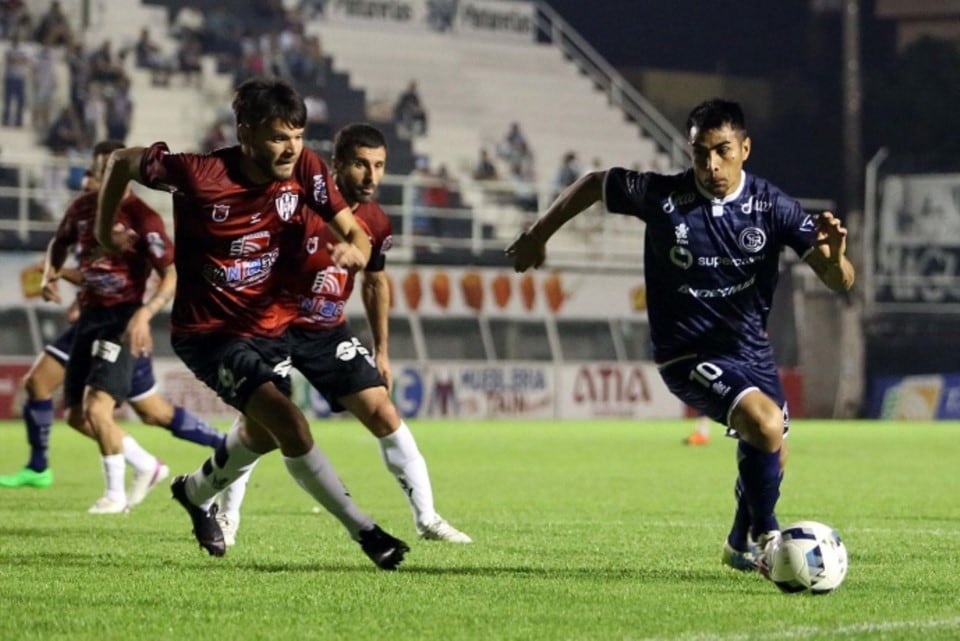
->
[507,98,854,576]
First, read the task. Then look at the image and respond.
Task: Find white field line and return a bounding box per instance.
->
[639,616,960,641]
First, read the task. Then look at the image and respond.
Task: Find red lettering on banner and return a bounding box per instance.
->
[573,366,651,404]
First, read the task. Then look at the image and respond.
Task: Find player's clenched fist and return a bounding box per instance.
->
[506,230,546,272]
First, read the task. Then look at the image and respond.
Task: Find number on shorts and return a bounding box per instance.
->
[690,361,723,388]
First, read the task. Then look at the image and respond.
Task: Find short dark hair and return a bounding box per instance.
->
[232,77,307,129]
[685,99,746,140]
[92,140,125,156]
[333,123,388,163]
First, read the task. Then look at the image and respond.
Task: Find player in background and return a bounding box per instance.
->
[95,77,408,569]
[39,140,182,513]
[508,98,854,577]
[0,303,225,490]
[217,123,471,546]
[0,147,225,492]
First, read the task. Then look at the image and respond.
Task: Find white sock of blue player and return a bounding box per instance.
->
[122,434,159,474]
[101,453,126,503]
[185,423,259,511]
[284,446,376,539]
[378,421,437,529]
[736,440,781,538]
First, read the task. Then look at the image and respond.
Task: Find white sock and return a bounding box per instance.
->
[185,422,260,510]
[102,453,126,502]
[378,422,437,528]
[122,435,157,473]
[217,462,256,521]
[284,445,374,539]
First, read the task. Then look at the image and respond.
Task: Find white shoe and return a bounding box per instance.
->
[756,530,782,578]
[127,460,170,508]
[418,517,472,543]
[88,495,128,514]
[215,512,239,547]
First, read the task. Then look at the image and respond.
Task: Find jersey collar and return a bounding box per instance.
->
[694,170,746,205]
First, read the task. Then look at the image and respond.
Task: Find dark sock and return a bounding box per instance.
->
[167,406,226,448]
[24,399,54,472]
[736,439,781,539]
[726,476,751,550]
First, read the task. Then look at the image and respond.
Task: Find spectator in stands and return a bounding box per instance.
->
[394,80,428,138]
[104,76,133,143]
[177,34,203,87]
[67,41,91,118]
[200,120,229,153]
[45,105,84,154]
[31,42,56,133]
[498,121,530,167]
[132,27,170,87]
[553,151,581,199]
[2,32,29,127]
[82,83,105,143]
[89,40,123,85]
[473,148,498,181]
[171,6,204,41]
[304,90,330,140]
[33,0,71,47]
[1,0,26,40]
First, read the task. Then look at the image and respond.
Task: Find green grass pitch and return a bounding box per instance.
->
[1,418,959,640]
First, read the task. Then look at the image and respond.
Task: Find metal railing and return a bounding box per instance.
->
[532,1,689,170]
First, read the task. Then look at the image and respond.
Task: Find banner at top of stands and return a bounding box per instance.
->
[321,0,535,41]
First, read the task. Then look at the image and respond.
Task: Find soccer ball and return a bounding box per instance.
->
[768,521,848,594]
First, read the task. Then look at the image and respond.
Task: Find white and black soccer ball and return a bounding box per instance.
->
[769,521,848,594]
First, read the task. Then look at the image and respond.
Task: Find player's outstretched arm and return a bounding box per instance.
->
[506,170,605,272]
[804,211,855,293]
[95,146,147,252]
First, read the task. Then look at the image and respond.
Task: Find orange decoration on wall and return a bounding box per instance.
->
[461,271,483,311]
[543,271,567,312]
[432,271,451,309]
[519,273,536,310]
[491,273,511,309]
[403,271,422,310]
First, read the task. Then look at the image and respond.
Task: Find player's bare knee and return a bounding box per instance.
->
[364,399,400,437]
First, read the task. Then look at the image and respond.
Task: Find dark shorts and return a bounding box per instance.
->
[288,324,385,412]
[658,353,789,437]
[172,332,293,412]
[48,324,157,400]
[64,304,138,407]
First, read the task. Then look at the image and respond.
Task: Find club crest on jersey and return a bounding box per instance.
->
[738,227,767,253]
[146,231,166,259]
[212,204,230,222]
[312,174,329,205]
[275,191,299,221]
[306,236,319,254]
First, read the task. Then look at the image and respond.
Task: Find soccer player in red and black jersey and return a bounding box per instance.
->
[220,124,471,544]
[94,78,408,569]
[43,140,178,514]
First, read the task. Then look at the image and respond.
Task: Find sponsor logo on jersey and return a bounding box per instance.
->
[275,191,299,222]
[670,246,693,269]
[212,204,230,222]
[697,254,765,268]
[297,295,344,321]
[203,248,280,289]
[800,214,815,232]
[663,191,696,213]
[312,174,329,205]
[740,196,772,214]
[678,274,757,298]
[738,227,767,253]
[311,266,348,295]
[229,230,271,257]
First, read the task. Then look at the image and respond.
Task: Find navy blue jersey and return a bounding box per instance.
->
[603,168,816,363]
